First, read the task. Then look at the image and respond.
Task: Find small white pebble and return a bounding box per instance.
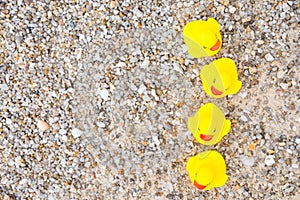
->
[256,40,264,45]
[295,138,300,144]
[134,7,143,18]
[61,135,68,142]
[291,164,298,169]
[141,58,150,68]
[59,129,67,135]
[17,0,22,6]
[149,143,155,148]
[268,183,273,189]
[99,89,109,101]
[19,178,28,185]
[71,128,83,138]
[0,84,9,91]
[282,3,290,12]
[240,115,248,122]
[116,62,126,68]
[265,53,274,62]
[84,162,91,168]
[174,63,183,74]
[130,57,138,63]
[265,155,275,166]
[238,92,248,98]
[280,83,288,90]
[15,156,22,163]
[137,84,147,94]
[229,6,236,14]
[277,70,285,79]
[6,118,12,125]
[153,135,160,146]
[96,121,105,128]
[240,155,255,167]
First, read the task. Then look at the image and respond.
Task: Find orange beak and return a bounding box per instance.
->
[211,86,223,95]
[200,134,214,141]
[210,39,220,51]
[194,181,207,190]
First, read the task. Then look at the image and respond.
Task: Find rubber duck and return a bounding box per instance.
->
[183,18,222,58]
[186,150,228,190]
[200,58,242,98]
[188,103,231,145]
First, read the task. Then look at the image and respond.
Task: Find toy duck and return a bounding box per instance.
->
[186,150,228,190]
[183,18,222,58]
[188,103,231,145]
[200,58,242,98]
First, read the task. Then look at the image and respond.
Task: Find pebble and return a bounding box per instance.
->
[240,155,255,167]
[137,84,147,94]
[282,3,290,12]
[61,135,68,142]
[37,120,50,131]
[265,155,275,166]
[71,128,83,138]
[99,89,109,101]
[265,53,274,62]
[238,92,248,98]
[240,115,248,122]
[59,129,67,135]
[153,135,160,146]
[141,58,150,68]
[6,118,12,125]
[116,62,126,68]
[130,57,138,63]
[0,84,9,91]
[134,7,144,18]
[279,83,288,90]
[174,63,183,74]
[291,164,298,169]
[229,6,236,14]
[277,70,285,79]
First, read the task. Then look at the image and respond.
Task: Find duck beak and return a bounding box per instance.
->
[194,181,207,190]
[210,39,220,51]
[211,86,223,95]
[200,134,214,141]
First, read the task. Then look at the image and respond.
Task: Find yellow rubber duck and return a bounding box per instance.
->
[186,150,228,190]
[200,58,242,98]
[183,18,222,58]
[188,103,231,145]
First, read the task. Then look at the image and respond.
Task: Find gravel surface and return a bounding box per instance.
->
[0,0,299,199]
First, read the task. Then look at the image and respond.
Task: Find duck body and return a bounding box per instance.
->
[186,150,228,190]
[200,58,242,98]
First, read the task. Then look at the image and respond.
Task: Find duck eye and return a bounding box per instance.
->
[203,46,207,49]
[213,128,216,133]
[198,128,201,131]
[213,78,216,83]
